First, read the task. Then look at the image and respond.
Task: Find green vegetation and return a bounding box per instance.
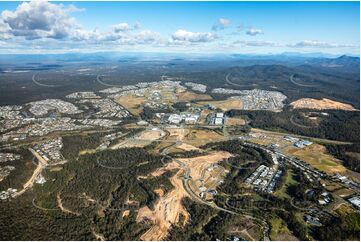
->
[0,144,172,240]
[274,168,298,199]
[269,216,294,241]
[325,142,360,172]
[202,140,272,196]
[61,133,105,160]
[312,205,360,241]
[0,148,35,191]
[227,109,360,142]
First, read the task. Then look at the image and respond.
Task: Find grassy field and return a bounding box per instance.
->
[332,188,355,198]
[251,128,353,145]
[185,128,224,146]
[274,169,298,199]
[226,117,247,126]
[115,95,147,115]
[196,99,243,111]
[269,216,298,241]
[175,90,211,102]
[284,146,347,174]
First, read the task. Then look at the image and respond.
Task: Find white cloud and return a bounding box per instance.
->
[1,0,80,40]
[0,20,11,40]
[112,22,143,33]
[246,28,264,36]
[71,28,101,41]
[171,29,216,44]
[134,21,142,29]
[112,23,132,32]
[290,40,356,48]
[134,30,160,44]
[212,18,231,31]
[234,40,278,47]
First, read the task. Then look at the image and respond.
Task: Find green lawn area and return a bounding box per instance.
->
[269,216,293,241]
[274,169,298,199]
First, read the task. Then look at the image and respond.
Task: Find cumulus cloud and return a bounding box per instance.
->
[0,20,11,40]
[290,40,356,48]
[112,23,132,32]
[112,22,143,33]
[212,18,231,31]
[246,27,264,36]
[133,21,142,29]
[0,0,153,46]
[134,30,160,43]
[171,29,216,44]
[98,29,161,46]
[1,0,81,40]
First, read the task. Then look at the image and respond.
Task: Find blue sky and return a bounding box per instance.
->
[0,1,359,55]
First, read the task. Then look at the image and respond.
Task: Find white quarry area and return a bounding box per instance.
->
[184,82,207,93]
[28,99,82,116]
[66,92,100,99]
[212,88,287,111]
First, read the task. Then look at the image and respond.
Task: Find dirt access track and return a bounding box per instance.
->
[290,98,357,111]
[136,170,189,241]
[136,150,232,241]
[14,148,48,197]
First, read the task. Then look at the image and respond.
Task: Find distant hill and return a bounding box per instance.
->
[303,55,360,73]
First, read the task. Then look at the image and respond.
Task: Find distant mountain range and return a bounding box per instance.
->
[0,52,359,74]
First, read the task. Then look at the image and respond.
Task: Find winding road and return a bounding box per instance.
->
[290,115,315,129]
[289,74,319,87]
[96,74,123,87]
[32,73,59,87]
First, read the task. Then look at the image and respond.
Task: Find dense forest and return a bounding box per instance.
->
[0,142,173,240]
[175,63,360,108]
[325,143,360,172]
[226,109,360,143]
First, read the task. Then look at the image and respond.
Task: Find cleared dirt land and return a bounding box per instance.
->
[14,148,48,197]
[178,151,233,181]
[112,129,165,149]
[290,98,356,111]
[137,150,232,240]
[175,90,212,102]
[137,129,165,140]
[137,170,189,241]
[197,99,243,111]
[176,142,201,151]
[226,117,247,126]
[115,95,147,115]
[165,127,190,141]
[185,129,224,147]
